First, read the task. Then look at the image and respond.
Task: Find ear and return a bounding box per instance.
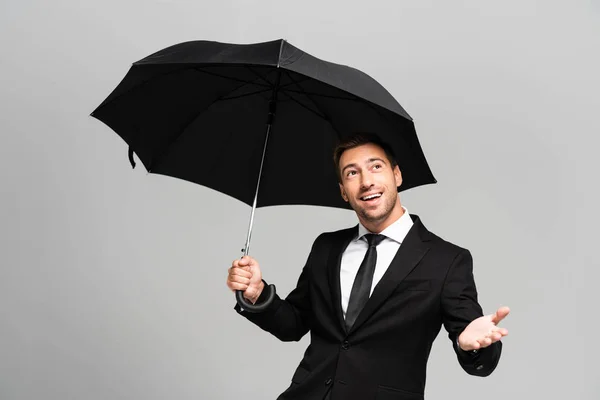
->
[339,183,348,202]
[394,165,403,188]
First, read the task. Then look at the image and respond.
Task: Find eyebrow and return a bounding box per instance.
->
[367,157,387,165]
[341,158,387,174]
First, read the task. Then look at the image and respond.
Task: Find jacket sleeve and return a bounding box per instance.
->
[233,234,323,342]
[441,249,503,377]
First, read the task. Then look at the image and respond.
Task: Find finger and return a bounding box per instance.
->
[458,338,480,351]
[229,267,252,279]
[230,260,251,275]
[470,341,481,350]
[496,327,509,336]
[491,306,510,324]
[238,255,255,267]
[228,274,251,285]
[477,337,493,347]
[485,326,505,338]
[228,282,249,291]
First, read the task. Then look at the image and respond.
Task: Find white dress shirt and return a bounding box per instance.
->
[340,206,413,318]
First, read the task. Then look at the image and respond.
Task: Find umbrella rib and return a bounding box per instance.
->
[241,67,344,141]
[284,87,402,123]
[147,75,270,172]
[242,65,312,92]
[220,87,273,101]
[279,72,411,123]
[283,71,406,140]
[194,67,272,88]
[95,65,274,114]
[279,90,327,119]
[244,65,276,88]
[283,70,333,115]
[282,70,343,140]
[300,87,411,123]
[282,88,357,101]
[279,91,343,142]
[279,76,311,89]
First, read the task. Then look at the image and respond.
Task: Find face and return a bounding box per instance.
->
[338,143,403,232]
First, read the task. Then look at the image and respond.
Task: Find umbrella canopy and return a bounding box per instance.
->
[91,39,436,311]
[92,39,435,208]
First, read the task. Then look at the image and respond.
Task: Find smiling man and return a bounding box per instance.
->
[227,133,509,400]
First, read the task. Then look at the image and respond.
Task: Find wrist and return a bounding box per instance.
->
[252,280,265,303]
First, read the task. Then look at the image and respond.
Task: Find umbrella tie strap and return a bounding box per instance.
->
[128,146,136,169]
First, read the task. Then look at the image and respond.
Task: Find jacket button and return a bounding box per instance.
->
[342,340,350,350]
[325,378,332,385]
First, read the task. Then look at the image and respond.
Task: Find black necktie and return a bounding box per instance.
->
[345,233,386,330]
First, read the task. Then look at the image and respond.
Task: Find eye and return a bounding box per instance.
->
[346,170,358,178]
[373,164,382,170]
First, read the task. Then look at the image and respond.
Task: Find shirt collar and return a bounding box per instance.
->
[357,206,413,244]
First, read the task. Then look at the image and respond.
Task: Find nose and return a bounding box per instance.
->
[360,173,374,189]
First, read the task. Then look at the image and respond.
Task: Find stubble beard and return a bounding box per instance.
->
[356,192,397,225]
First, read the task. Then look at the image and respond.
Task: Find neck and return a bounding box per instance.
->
[361,199,404,233]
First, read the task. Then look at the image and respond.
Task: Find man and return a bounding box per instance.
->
[226,133,509,400]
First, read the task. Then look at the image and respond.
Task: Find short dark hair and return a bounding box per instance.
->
[333,132,398,182]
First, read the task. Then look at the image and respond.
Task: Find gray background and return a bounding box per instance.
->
[1,0,598,399]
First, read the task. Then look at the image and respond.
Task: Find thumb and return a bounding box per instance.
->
[491,306,510,324]
[239,255,255,267]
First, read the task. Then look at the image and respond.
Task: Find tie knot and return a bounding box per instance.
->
[364,233,385,247]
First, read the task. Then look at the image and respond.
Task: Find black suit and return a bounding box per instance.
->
[235,214,502,400]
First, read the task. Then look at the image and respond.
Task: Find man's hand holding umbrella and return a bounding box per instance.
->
[226,256,264,304]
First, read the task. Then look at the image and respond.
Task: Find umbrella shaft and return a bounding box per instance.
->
[243,121,273,256]
[242,69,282,256]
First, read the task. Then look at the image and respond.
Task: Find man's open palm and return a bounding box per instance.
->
[458,306,510,351]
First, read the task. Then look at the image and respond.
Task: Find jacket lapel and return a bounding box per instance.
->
[347,214,432,335]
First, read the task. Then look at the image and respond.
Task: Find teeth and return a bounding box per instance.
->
[362,193,381,200]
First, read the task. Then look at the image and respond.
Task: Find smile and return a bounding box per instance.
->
[360,193,382,201]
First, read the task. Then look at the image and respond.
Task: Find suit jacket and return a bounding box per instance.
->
[234,214,502,400]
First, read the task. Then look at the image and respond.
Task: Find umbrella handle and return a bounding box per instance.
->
[235,285,276,313]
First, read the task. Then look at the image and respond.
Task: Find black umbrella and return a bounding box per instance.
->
[91,39,436,312]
